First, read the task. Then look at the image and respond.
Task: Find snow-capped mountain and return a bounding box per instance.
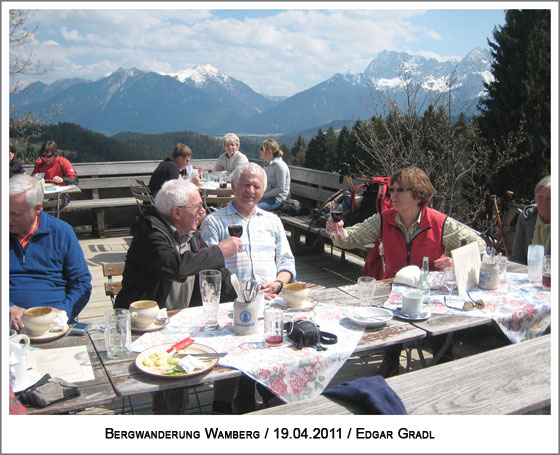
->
[10,48,493,136]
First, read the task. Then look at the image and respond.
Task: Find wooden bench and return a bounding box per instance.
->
[280,165,371,261]
[25,159,217,237]
[249,334,551,415]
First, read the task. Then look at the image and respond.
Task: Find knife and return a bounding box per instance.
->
[173,352,227,359]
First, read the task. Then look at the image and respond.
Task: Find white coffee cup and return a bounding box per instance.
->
[402,291,423,316]
[21,306,57,336]
[129,300,159,328]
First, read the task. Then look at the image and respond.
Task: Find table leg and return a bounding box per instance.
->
[429,332,454,366]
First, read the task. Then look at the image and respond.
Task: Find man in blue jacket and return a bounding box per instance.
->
[9,174,92,329]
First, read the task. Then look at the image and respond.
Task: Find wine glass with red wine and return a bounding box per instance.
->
[329,203,344,236]
[228,224,243,238]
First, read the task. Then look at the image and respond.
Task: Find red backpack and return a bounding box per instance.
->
[348,177,392,226]
[349,177,392,280]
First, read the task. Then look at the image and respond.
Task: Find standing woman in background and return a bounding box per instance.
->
[257,139,290,212]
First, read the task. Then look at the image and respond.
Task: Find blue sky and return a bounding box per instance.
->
[5,3,512,96]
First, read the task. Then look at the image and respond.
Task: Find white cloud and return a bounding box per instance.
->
[16,8,482,96]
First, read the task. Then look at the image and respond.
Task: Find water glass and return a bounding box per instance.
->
[357,276,376,306]
[199,270,222,331]
[542,255,551,288]
[527,244,545,281]
[104,309,131,359]
[264,307,285,347]
[497,253,508,282]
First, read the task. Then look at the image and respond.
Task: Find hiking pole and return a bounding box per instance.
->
[491,194,508,257]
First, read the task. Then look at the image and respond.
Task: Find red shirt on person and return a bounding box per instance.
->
[32,156,78,185]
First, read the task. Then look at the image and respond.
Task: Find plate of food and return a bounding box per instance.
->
[135,343,219,378]
[347,307,393,328]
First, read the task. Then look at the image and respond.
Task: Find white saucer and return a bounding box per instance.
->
[393,308,431,322]
[132,318,170,333]
[12,369,42,393]
[273,297,317,311]
[23,324,70,342]
[347,307,393,328]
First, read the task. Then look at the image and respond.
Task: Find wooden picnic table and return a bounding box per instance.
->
[87,285,426,400]
[338,261,533,365]
[20,330,118,415]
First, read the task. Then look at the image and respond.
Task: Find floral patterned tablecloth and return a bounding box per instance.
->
[384,272,551,344]
[130,301,364,403]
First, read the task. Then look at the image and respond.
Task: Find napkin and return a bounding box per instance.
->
[394,266,420,288]
[323,376,407,415]
[49,311,68,332]
[178,355,207,374]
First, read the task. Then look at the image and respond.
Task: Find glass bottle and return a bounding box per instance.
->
[417,256,430,305]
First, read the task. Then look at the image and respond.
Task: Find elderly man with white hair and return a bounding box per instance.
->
[115,179,241,310]
[213,132,249,174]
[9,174,92,329]
[115,178,242,414]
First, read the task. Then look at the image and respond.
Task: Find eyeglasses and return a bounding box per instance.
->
[179,203,205,211]
[41,154,54,158]
[387,187,412,194]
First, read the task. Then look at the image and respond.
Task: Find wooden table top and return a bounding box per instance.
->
[89,286,426,398]
[21,331,118,415]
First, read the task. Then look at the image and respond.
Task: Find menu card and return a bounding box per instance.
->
[451,242,482,295]
[26,345,95,383]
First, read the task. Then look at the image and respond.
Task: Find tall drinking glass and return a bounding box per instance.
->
[527,244,544,281]
[104,309,131,359]
[542,255,551,288]
[199,270,222,331]
[357,276,376,306]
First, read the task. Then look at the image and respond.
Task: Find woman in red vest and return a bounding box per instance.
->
[326,166,486,377]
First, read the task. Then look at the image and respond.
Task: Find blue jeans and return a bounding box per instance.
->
[257,198,283,212]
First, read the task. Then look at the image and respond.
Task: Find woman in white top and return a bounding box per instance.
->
[214,133,249,174]
[257,139,291,211]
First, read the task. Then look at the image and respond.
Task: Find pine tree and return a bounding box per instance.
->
[325,126,339,172]
[288,136,307,167]
[477,9,551,201]
[304,129,327,171]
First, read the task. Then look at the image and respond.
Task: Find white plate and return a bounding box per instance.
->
[131,318,170,333]
[273,297,318,311]
[347,307,393,328]
[135,343,218,378]
[393,308,432,322]
[22,324,70,343]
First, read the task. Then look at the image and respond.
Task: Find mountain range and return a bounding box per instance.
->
[11,48,493,137]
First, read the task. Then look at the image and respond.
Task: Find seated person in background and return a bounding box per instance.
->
[148,143,199,197]
[214,133,249,174]
[510,175,551,265]
[32,140,79,209]
[115,178,241,414]
[32,140,78,186]
[9,175,92,329]
[9,144,24,178]
[327,166,487,378]
[257,139,290,212]
[201,162,296,414]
